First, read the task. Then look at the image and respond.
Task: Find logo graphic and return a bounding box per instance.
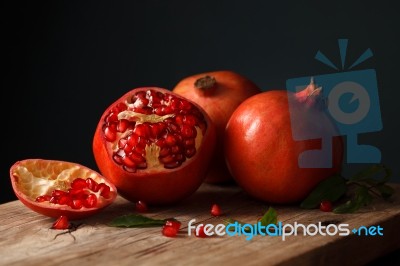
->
[286,39,382,167]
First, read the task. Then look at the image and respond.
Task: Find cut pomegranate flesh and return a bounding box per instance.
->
[35,177,110,210]
[101,89,207,173]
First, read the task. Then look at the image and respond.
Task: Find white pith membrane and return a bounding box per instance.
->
[102,90,205,172]
[12,160,109,204]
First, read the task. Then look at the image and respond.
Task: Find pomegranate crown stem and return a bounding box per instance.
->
[194,75,217,94]
[296,77,327,110]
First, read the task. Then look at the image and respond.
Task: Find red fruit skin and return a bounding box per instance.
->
[10,159,117,220]
[173,70,261,184]
[93,87,216,205]
[225,90,344,204]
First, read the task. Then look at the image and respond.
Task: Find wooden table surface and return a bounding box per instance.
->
[1,183,399,266]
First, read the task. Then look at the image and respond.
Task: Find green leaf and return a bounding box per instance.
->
[376,184,395,199]
[108,214,173,228]
[333,186,372,213]
[350,164,391,184]
[259,207,277,226]
[300,174,347,209]
[224,208,278,233]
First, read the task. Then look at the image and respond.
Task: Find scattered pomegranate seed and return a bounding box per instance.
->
[135,200,148,213]
[196,225,207,238]
[162,225,178,237]
[165,220,181,231]
[210,203,222,217]
[320,200,333,212]
[51,216,70,230]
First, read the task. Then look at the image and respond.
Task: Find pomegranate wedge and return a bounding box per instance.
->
[10,159,117,220]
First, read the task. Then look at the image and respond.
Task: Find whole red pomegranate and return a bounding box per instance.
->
[93,87,216,205]
[10,159,117,220]
[225,80,344,204]
[173,70,261,184]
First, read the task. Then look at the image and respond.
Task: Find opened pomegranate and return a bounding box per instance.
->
[93,87,216,205]
[173,70,260,183]
[225,80,344,204]
[10,159,117,220]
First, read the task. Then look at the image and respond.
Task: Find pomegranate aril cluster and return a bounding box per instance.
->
[35,178,111,209]
[102,89,207,172]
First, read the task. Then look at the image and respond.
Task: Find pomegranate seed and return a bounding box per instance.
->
[184,138,195,147]
[162,225,178,237]
[122,156,136,168]
[135,200,148,213]
[117,119,130,133]
[105,112,118,123]
[118,138,128,149]
[58,195,71,205]
[49,196,58,204]
[123,166,136,173]
[320,200,333,212]
[164,161,182,169]
[98,183,111,199]
[104,126,117,141]
[134,123,150,137]
[184,115,197,126]
[36,195,51,202]
[68,188,85,198]
[164,134,177,146]
[51,216,70,230]
[83,193,97,208]
[179,100,192,110]
[127,133,139,147]
[70,199,83,209]
[165,220,181,230]
[71,178,87,189]
[167,122,179,132]
[51,190,67,198]
[181,125,196,138]
[159,154,175,164]
[210,204,222,217]
[129,152,146,164]
[115,102,127,112]
[170,145,181,154]
[170,98,180,110]
[196,225,207,238]
[86,178,99,192]
[185,147,196,158]
[159,147,170,157]
[154,107,164,115]
[175,114,184,125]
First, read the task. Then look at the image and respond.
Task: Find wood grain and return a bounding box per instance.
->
[1,183,399,266]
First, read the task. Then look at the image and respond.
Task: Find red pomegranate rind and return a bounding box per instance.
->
[10,159,117,220]
[93,87,216,205]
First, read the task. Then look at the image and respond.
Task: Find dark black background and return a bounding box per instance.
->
[3,1,399,202]
[2,0,400,263]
